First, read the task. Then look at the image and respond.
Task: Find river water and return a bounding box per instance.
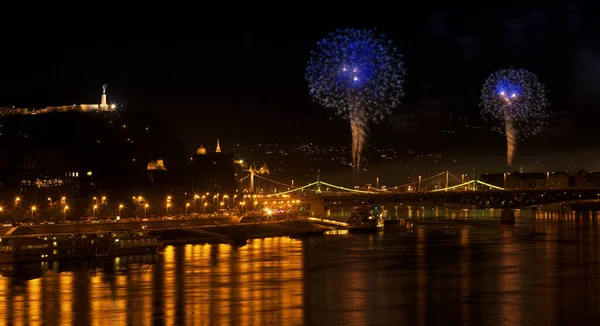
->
[1,208,600,325]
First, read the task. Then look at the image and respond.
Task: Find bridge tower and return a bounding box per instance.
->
[316,169,322,194]
[248,165,256,193]
[445,170,449,191]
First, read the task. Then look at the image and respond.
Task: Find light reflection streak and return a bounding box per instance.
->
[416,227,426,326]
[115,272,127,325]
[0,277,7,326]
[163,246,175,326]
[27,278,41,326]
[142,264,153,325]
[60,272,73,325]
[460,227,471,325]
[218,244,232,323]
[499,227,522,325]
[41,270,57,325]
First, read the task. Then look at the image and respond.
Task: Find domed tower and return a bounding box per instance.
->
[196,143,207,155]
[191,139,235,193]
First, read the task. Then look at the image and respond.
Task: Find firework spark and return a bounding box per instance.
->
[306,28,405,169]
[480,68,549,166]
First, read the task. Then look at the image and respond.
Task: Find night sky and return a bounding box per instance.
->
[0,3,598,161]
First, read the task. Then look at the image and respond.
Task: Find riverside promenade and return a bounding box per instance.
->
[0,216,340,245]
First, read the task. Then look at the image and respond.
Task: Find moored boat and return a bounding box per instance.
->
[0,228,162,263]
[347,207,384,233]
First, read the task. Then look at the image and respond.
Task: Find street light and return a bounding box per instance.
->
[166,203,171,215]
[30,205,37,224]
[186,202,190,215]
[203,202,208,214]
[102,196,107,204]
[93,204,98,217]
[14,196,21,206]
[118,204,124,217]
[144,203,149,216]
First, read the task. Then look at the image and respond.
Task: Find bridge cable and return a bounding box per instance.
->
[266,182,318,197]
[319,181,377,194]
[252,173,295,189]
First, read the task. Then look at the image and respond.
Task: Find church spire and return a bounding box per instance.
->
[215,139,221,153]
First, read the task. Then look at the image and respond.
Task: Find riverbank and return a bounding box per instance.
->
[0,217,234,235]
[0,217,339,246]
[150,220,336,245]
[565,200,600,211]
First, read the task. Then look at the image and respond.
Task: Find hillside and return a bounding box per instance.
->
[0,110,190,191]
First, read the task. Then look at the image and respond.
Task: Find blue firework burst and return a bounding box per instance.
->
[305,28,405,122]
[480,68,550,139]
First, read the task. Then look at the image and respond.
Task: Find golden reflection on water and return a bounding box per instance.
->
[499,226,523,325]
[28,278,41,325]
[459,227,470,326]
[0,236,304,325]
[416,226,426,326]
[163,245,175,325]
[155,237,304,325]
[60,271,73,325]
[6,212,600,325]
[0,277,6,326]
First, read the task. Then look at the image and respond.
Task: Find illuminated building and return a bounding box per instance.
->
[196,143,207,155]
[0,149,81,197]
[480,172,574,189]
[0,85,116,116]
[147,160,167,171]
[147,159,168,188]
[192,140,235,193]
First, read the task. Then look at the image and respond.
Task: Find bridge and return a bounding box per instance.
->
[240,170,490,195]
[238,169,600,208]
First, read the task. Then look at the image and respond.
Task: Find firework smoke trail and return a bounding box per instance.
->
[480,68,549,166]
[505,116,516,166]
[305,29,405,170]
[350,109,367,168]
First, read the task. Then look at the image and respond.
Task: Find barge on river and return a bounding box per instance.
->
[0,227,162,263]
[347,207,384,233]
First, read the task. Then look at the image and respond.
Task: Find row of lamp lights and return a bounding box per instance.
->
[1,193,303,223]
